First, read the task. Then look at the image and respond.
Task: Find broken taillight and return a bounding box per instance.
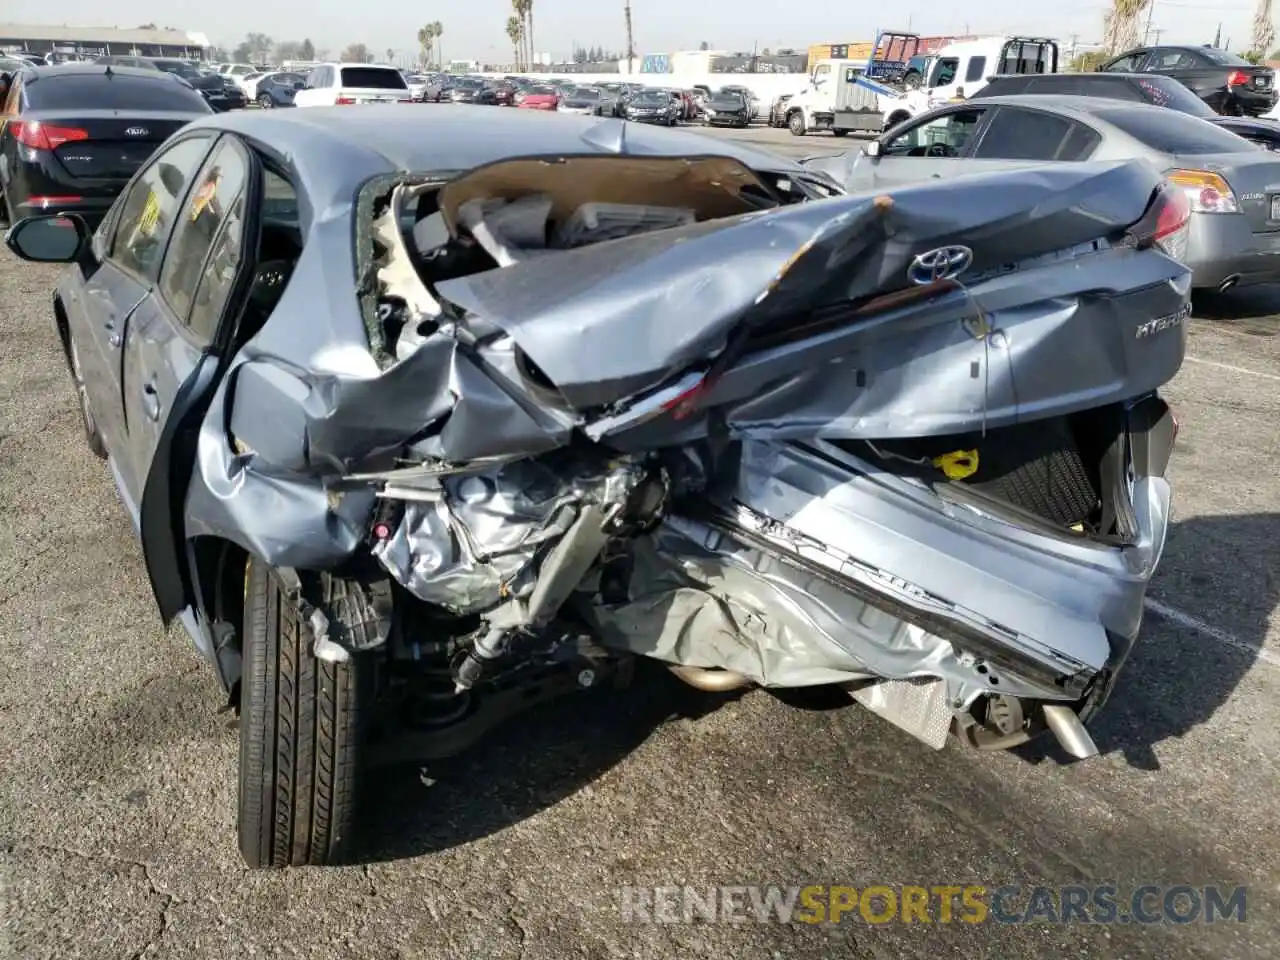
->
[1129,182,1191,261]
[660,377,711,421]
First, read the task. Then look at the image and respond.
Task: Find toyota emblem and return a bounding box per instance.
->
[124,126,150,137]
[907,245,974,285]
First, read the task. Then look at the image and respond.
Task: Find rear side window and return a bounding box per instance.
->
[974,108,1099,161]
[339,67,407,89]
[1092,105,1258,154]
[1130,76,1217,116]
[964,56,987,83]
[1198,48,1251,66]
[26,75,210,112]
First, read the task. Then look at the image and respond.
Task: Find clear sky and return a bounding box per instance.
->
[5,0,1268,61]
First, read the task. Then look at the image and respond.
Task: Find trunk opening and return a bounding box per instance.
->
[835,403,1137,544]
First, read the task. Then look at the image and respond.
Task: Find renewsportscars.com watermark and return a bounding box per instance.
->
[618,884,1248,926]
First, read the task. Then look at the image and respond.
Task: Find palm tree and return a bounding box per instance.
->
[506,16,523,68]
[417,24,432,71]
[527,0,536,69]
[432,21,443,69]
[386,47,395,65]
[511,0,530,69]
[1102,0,1149,54]
[624,1,635,73]
[1252,0,1276,59]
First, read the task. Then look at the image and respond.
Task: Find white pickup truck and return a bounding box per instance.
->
[784,58,897,137]
[882,36,1059,130]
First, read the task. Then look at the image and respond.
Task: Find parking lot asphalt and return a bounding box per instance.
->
[1,126,1279,959]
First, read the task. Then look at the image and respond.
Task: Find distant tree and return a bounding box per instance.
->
[137,23,157,30]
[506,16,524,67]
[342,42,371,63]
[299,38,316,60]
[1243,50,1265,64]
[243,32,273,63]
[233,42,253,62]
[275,40,301,62]
[1070,51,1109,72]
[433,22,443,66]
[699,40,709,50]
[386,47,395,64]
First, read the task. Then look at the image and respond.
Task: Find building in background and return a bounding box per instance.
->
[806,35,977,70]
[0,23,210,59]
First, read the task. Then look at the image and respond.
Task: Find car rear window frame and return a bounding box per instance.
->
[1091,104,1260,154]
[24,73,211,112]
[338,66,408,90]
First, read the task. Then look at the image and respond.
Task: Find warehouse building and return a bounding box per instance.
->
[0,23,210,60]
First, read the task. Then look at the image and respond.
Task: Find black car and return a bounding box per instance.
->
[972,71,1280,151]
[623,89,679,125]
[704,91,751,127]
[96,55,246,111]
[0,64,212,226]
[1096,45,1277,116]
[254,72,306,108]
[421,75,496,104]
[153,58,246,111]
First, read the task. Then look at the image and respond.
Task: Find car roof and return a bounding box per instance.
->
[187,105,801,206]
[959,93,1175,121]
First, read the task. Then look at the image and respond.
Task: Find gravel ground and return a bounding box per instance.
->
[1,128,1278,958]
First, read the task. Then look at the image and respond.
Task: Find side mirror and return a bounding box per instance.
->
[864,140,882,158]
[5,214,89,262]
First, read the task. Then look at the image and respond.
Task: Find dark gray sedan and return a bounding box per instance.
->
[808,93,1280,291]
[5,106,1189,870]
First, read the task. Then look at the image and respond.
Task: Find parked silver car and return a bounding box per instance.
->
[809,94,1280,292]
[7,105,1188,868]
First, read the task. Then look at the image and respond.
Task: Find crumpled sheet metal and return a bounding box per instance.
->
[577,524,1079,707]
[371,454,627,616]
[434,159,1160,411]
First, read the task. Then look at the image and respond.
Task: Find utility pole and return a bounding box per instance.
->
[1143,1,1156,45]
[1068,32,1078,68]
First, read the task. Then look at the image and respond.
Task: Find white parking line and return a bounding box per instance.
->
[1183,356,1280,382]
[1144,597,1280,668]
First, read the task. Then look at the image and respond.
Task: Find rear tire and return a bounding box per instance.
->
[832,129,849,137]
[788,110,807,136]
[67,333,107,460]
[257,94,273,109]
[237,561,369,869]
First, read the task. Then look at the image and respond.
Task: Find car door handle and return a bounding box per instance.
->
[141,383,161,421]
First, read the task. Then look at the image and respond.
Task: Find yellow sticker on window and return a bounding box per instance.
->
[137,189,159,236]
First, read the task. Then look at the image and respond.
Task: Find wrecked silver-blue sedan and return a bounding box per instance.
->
[7,105,1190,867]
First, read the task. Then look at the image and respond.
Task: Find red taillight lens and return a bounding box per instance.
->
[1129,182,1191,259]
[335,96,356,105]
[1153,185,1192,242]
[1227,70,1249,86]
[11,121,89,150]
[660,377,712,420]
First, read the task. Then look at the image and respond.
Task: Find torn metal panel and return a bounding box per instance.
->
[371,452,651,617]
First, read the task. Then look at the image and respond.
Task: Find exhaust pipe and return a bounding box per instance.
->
[1218,274,1240,293]
[1041,704,1100,760]
[667,665,752,692]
